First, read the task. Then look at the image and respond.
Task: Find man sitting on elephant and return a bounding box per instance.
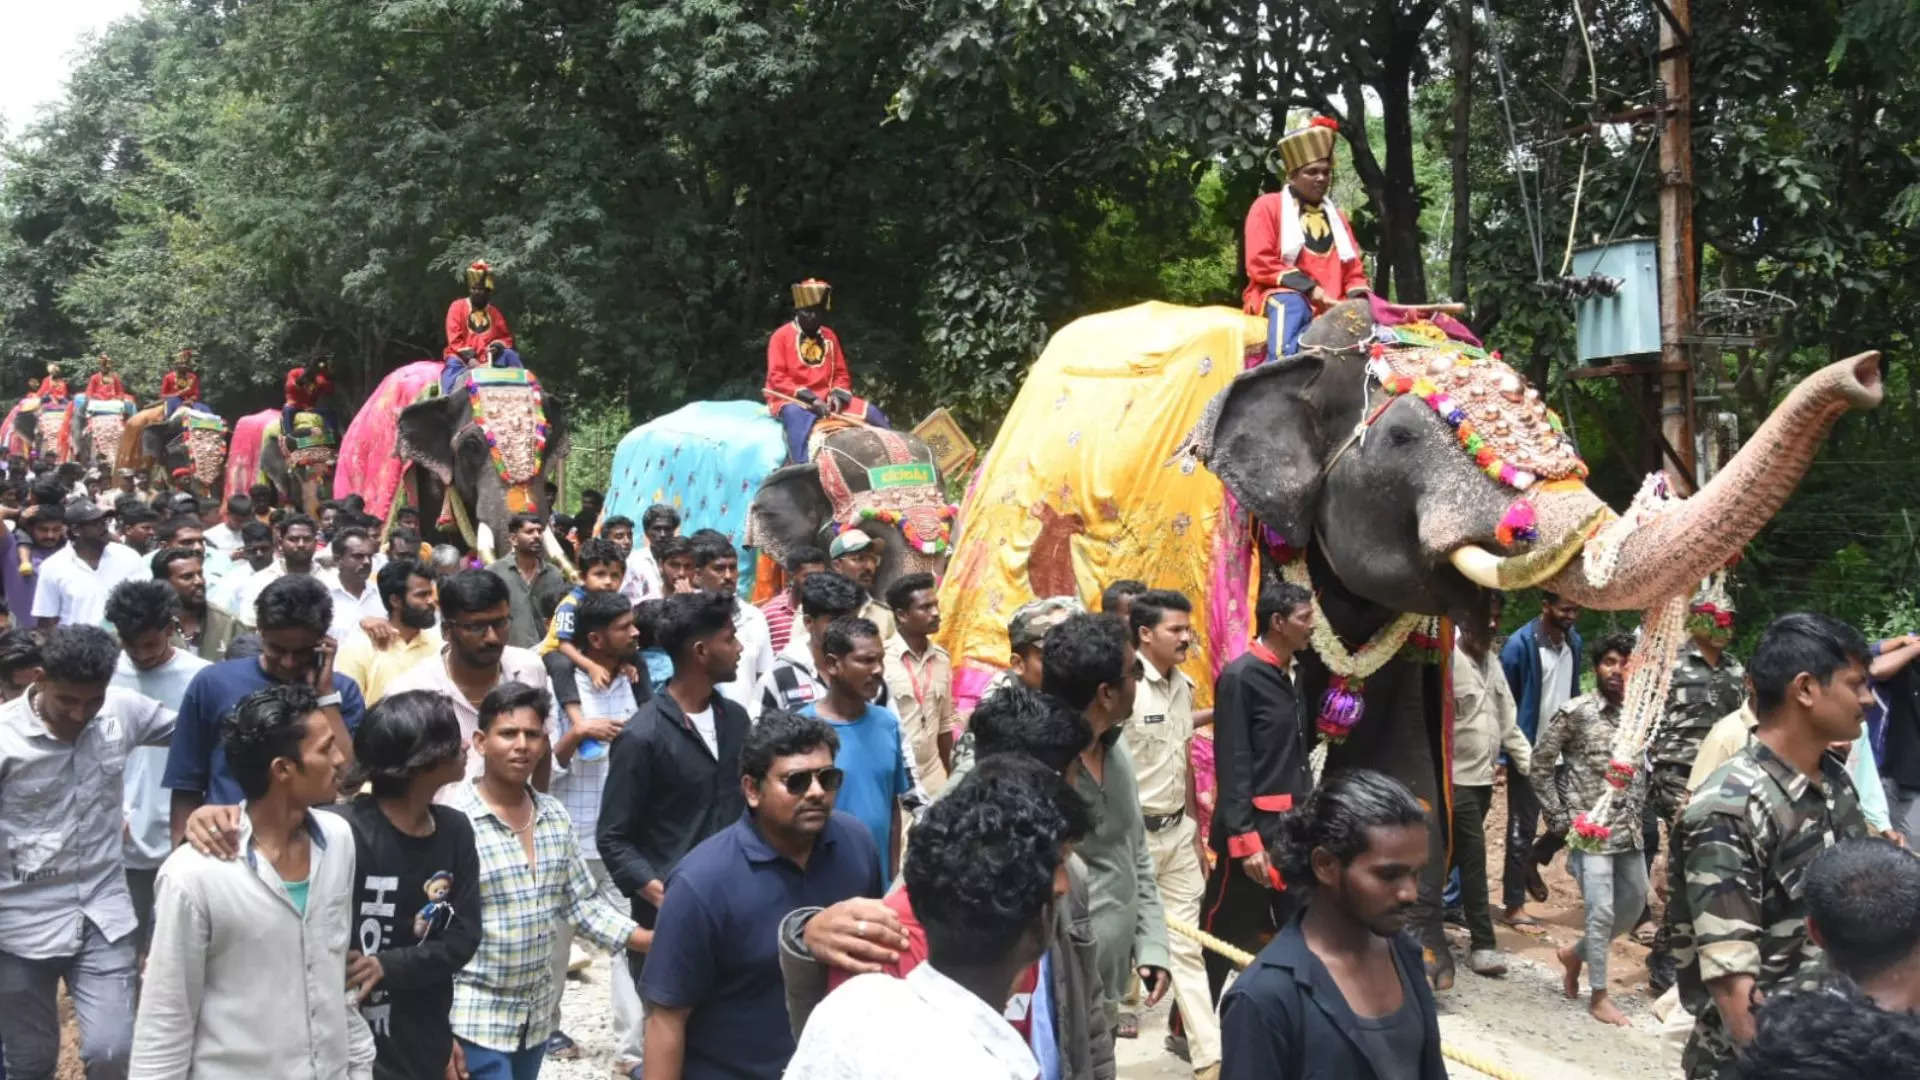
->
[161,349,202,417]
[32,363,70,404]
[440,259,524,394]
[1242,116,1370,361]
[765,278,891,464]
[280,355,339,448]
[82,354,130,407]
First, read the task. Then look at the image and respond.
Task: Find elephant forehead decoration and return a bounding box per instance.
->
[183,414,229,487]
[816,430,956,556]
[1367,341,1588,490]
[466,367,550,484]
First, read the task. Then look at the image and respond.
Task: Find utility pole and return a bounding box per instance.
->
[1655,0,1697,492]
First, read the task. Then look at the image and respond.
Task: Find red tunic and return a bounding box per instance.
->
[284,368,334,409]
[85,373,127,400]
[763,323,858,415]
[444,298,515,360]
[160,370,201,402]
[1241,191,1370,315]
[33,378,68,401]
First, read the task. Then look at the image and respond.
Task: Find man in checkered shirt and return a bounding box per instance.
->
[448,680,652,1078]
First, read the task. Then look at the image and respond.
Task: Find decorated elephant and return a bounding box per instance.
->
[7,398,72,464]
[224,408,338,517]
[1183,297,1883,984]
[749,424,955,596]
[134,405,230,495]
[73,397,136,469]
[385,364,570,563]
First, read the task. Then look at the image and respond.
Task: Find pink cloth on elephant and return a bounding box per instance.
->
[224,409,278,498]
[1367,292,1482,347]
[334,360,442,522]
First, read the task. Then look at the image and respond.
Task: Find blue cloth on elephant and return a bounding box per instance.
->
[1263,290,1314,362]
[440,347,526,397]
[601,400,789,599]
[777,402,891,465]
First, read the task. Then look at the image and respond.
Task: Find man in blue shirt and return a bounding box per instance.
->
[800,616,929,881]
[1496,590,1583,929]
[162,573,365,845]
[641,710,883,1079]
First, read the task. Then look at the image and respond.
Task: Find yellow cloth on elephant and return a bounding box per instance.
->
[935,302,1265,710]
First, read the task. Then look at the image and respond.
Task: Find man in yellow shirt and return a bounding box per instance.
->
[334,557,441,705]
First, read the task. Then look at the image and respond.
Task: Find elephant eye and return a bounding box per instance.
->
[1387,423,1418,447]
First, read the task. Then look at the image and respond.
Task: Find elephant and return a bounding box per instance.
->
[749,425,954,598]
[248,412,339,518]
[394,367,570,565]
[73,400,135,470]
[1185,298,1883,985]
[12,399,71,464]
[137,406,230,496]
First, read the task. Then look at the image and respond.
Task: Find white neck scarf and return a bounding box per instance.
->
[1279,187,1358,264]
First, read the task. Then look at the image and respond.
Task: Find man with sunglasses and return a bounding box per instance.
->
[641,710,882,1080]
[162,574,364,846]
[599,591,748,1079]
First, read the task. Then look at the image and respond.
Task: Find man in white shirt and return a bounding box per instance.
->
[689,532,773,714]
[30,501,150,631]
[0,625,173,1080]
[106,580,211,959]
[131,682,375,1080]
[233,513,320,628]
[753,570,891,721]
[621,504,680,603]
[209,521,275,612]
[786,755,1075,1080]
[199,494,250,562]
[1450,594,1530,977]
[318,526,385,642]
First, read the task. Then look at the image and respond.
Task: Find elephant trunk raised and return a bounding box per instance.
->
[1448,352,1884,609]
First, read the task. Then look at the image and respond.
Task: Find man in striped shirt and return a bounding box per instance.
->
[760,546,829,655]
[449,681,651,1079]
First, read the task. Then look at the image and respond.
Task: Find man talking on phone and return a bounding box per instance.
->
[163,574,365,845]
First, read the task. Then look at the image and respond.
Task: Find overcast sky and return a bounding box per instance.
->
[1,0,145,138]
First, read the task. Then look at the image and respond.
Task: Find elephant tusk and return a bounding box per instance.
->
[475,521,497,564]
[539,523,580,582]
[1448,545,1506,590]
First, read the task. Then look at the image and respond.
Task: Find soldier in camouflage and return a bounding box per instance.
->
[1668,612,1875,1080]
[1645,587,1747,991]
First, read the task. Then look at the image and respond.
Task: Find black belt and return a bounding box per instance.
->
[1143,808,1184,831]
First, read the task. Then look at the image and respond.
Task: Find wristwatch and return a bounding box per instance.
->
[315,692,343,708]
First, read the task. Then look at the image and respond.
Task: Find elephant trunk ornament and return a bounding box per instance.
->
[1446,350,1884,604]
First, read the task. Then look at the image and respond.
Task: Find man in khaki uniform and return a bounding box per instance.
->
[1122,588,1217,1079]
[882,571,954,796]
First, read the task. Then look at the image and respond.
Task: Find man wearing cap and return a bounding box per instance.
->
[31,501,149,630]
[828,528,895,641]
[1242,116,1370,361]
[442,260,521,391]
[765,279,891,464]
[947,595,1086,782]
[160,350,202,417]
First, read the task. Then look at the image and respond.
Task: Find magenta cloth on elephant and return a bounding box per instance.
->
[223,409,278,499]
[335,360,444,523]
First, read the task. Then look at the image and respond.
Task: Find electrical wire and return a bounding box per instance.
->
[1481,0,1546,283]
[1558,0,1600,276]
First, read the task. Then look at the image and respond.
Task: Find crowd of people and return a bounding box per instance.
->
[0,442,1911,1080]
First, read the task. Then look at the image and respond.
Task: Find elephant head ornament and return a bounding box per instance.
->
[396,368,569,563]
[750,426,955,594]
[140,409,230,494]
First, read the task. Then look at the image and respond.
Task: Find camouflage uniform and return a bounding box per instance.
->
[1668,741,1868,1079]
[1532,693,1647,852]
[1647,643,1746,988]
[1648,643,1748,824]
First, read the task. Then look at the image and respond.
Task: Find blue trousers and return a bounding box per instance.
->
[457,1039,545,1080]
[1263,290,1314,362]
[778,403,891,464]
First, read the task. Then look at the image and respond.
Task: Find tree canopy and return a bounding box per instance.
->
[3,0,1914,635]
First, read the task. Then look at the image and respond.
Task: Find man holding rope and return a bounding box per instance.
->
[764,278,891,464]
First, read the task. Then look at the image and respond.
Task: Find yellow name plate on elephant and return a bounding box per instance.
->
[868,462,936,490]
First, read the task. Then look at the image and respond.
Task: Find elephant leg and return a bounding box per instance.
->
[1321,657,1454,988]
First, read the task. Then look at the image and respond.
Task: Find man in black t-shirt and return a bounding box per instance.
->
[1871,634,1920,843]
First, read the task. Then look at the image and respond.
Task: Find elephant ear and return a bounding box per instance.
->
[749,463,835,561]
[140,419,175,462]
[397,395,462,484]
[1181,354,1330,548]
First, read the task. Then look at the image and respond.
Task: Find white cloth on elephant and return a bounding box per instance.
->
[722,598,775,717]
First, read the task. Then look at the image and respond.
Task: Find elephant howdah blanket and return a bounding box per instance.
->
[334,360,442,522]
[224,409,279,497]
[937,301,1264,710]
[603,400,788,599]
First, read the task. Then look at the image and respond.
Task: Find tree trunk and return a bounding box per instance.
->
[1378,61,1429,303]
[1448,3,1472,303]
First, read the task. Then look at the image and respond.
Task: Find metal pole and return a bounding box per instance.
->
[1656,0,1698,492]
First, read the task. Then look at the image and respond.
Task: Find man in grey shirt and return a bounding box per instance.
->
[0,625,172,1079]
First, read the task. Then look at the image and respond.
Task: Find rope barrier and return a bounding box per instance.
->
[1164,917,1532,1080]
